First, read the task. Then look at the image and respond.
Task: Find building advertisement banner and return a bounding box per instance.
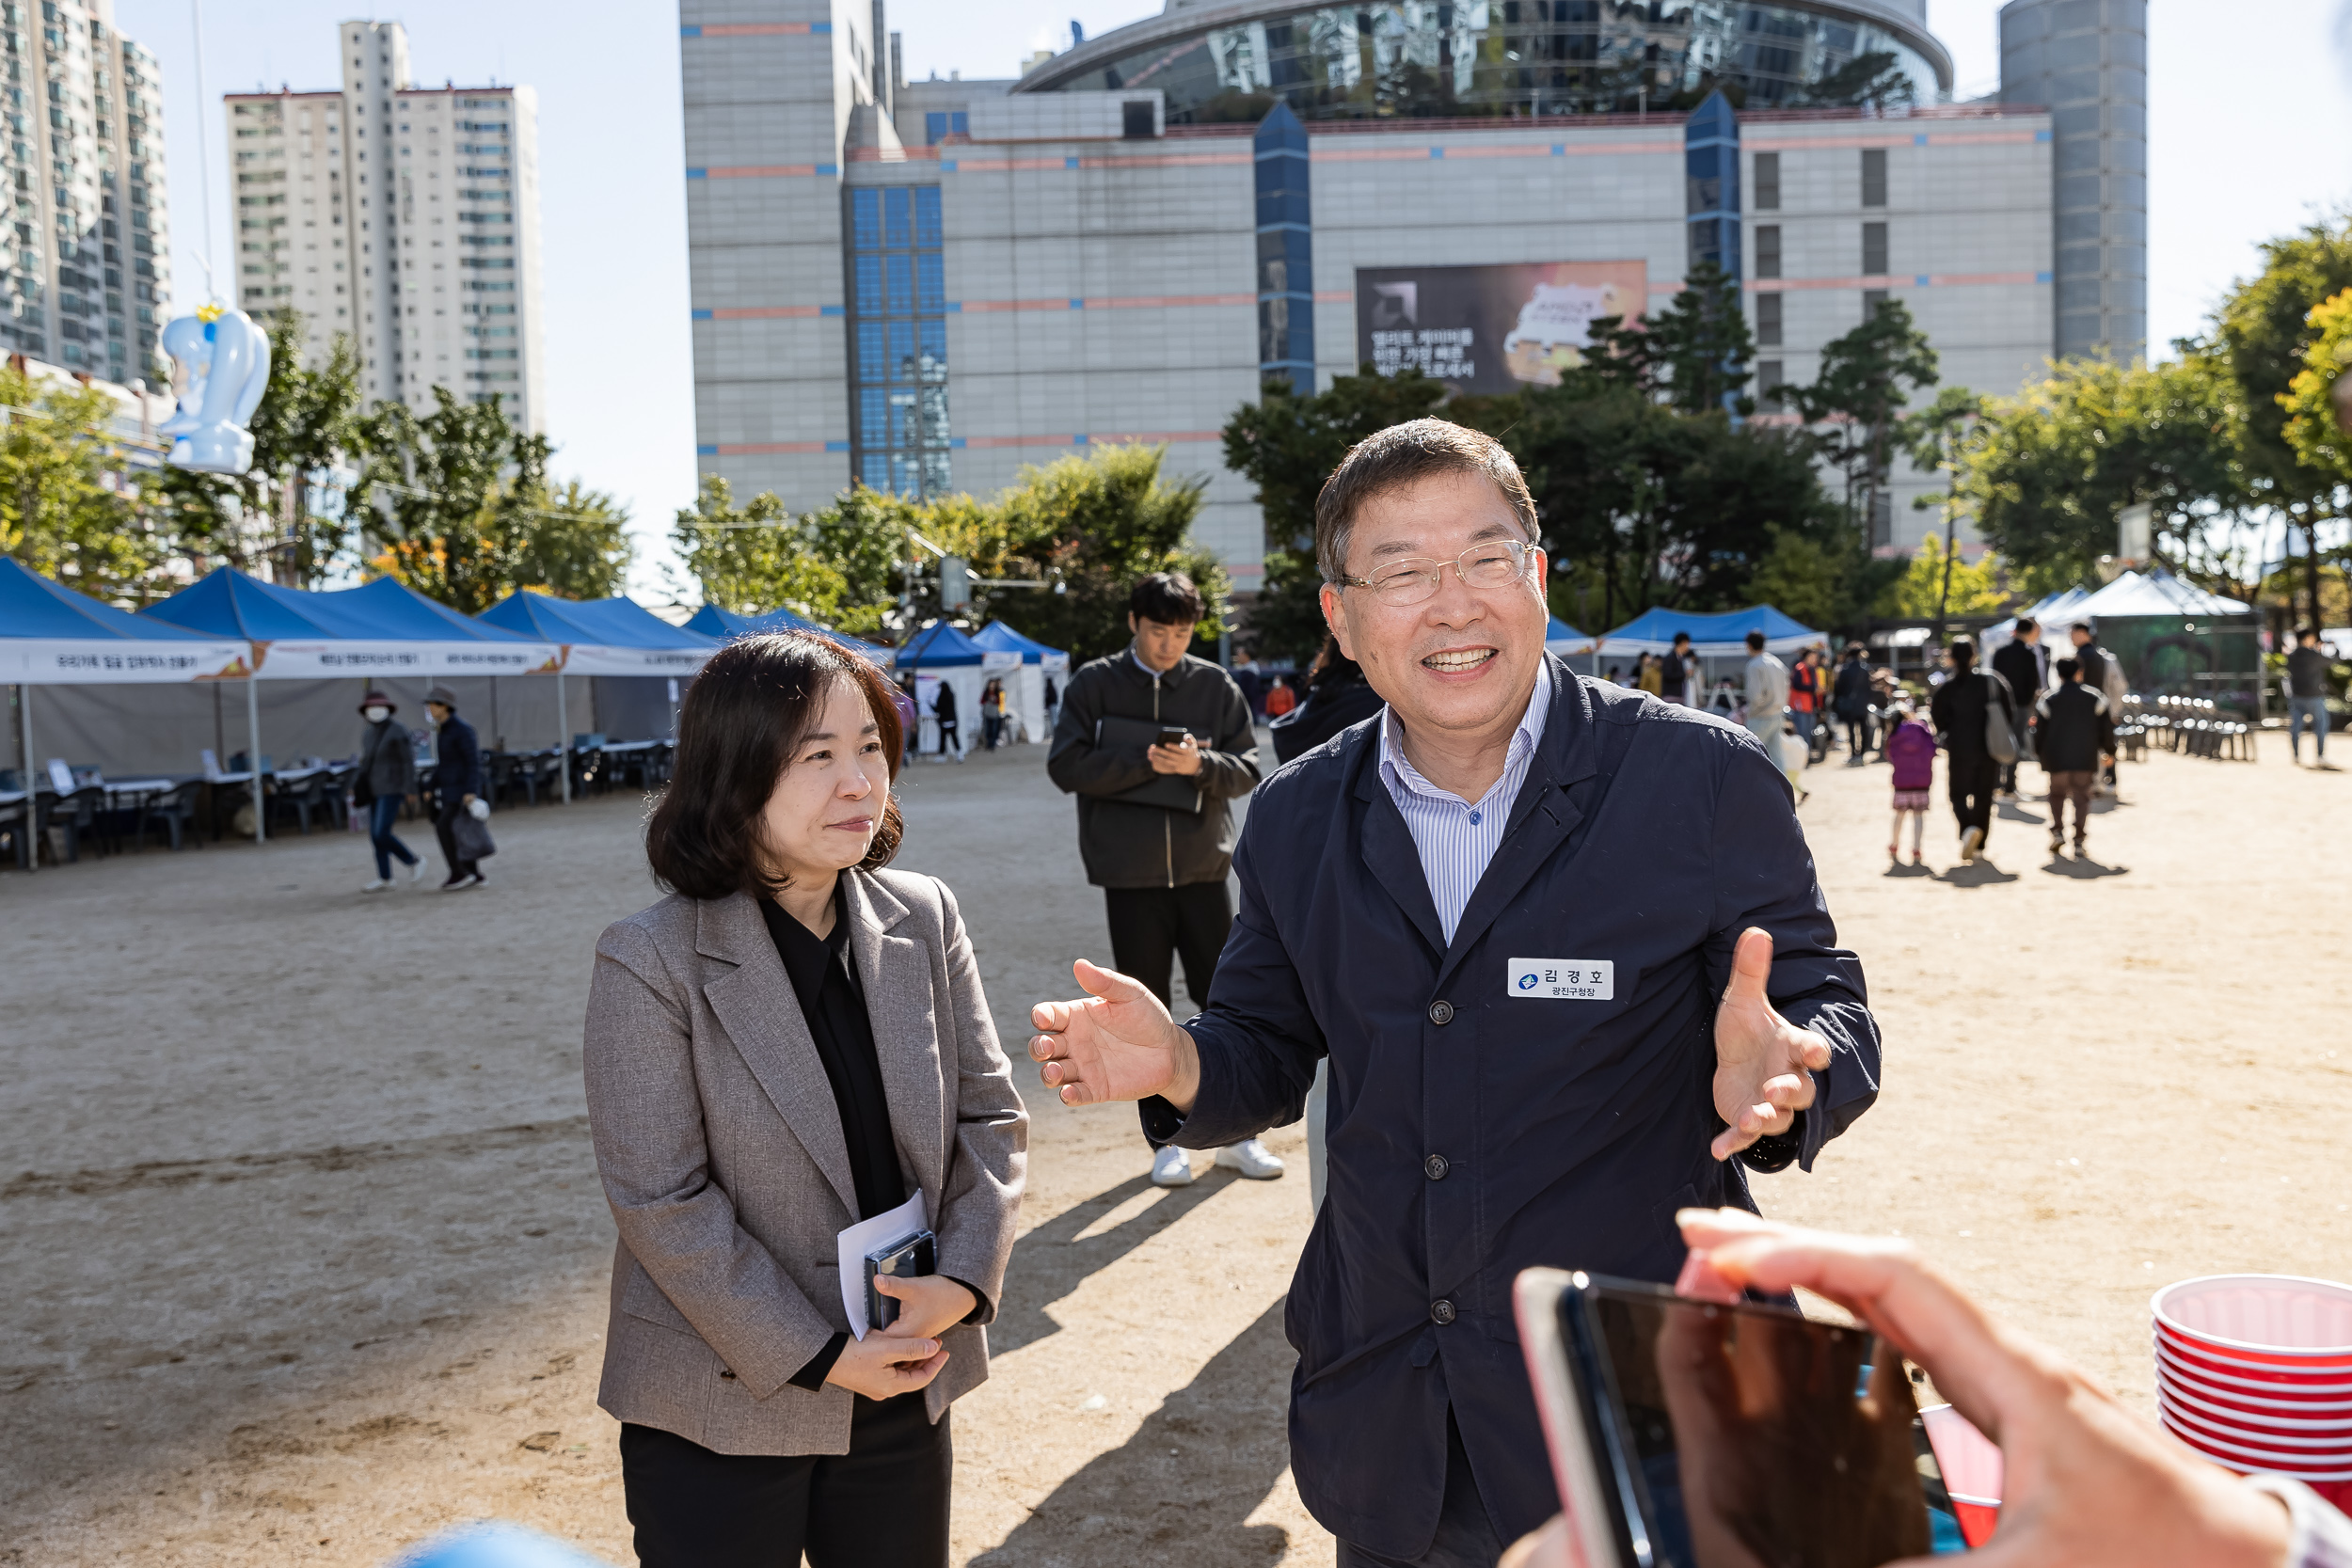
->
[1355,261,1647,395]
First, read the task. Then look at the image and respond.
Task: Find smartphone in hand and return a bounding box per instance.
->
[1156,725,1190,750]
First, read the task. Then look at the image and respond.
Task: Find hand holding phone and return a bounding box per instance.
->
[1148,726,1203,777]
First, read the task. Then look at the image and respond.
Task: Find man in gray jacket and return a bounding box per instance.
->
[1047,571,1279,1185]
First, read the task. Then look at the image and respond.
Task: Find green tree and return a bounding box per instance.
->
[1876,535,2007,618]
[1791,51,1917,111]
[2281,286,2352,486]
[151,309,363,587]
[669,473,851,621]
[1220,367,1450,657]
[509,479,633,601]
[0,361,140,598]
[1786,298,1940,534]
[1586,261,1756,415]
[2214,215,2352,627]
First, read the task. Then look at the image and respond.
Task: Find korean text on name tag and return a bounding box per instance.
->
[1507,958,1614,1001]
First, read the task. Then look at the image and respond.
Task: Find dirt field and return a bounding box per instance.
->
[4,726,2345,1565]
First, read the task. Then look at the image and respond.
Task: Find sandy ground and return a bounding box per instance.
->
[3,723,2346,1564]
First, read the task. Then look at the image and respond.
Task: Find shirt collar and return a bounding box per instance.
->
[1378,657,1552,807]
[1131,645,1176,682]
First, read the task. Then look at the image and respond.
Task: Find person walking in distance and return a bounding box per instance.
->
[2037,657,2113,858]
[1884,697,1935,865]
[1832,642,1875,761]
[930,677,961,761]
[1788,644,1825,764]
[1990,616,2046,800]
[424,686,489,891]
[1928,635,2018,864]
[2070,620,2127,793]
[1263,675,1296,718]
[354,690,424,893]
[2287,626,2334,767]
[978,677,1008,752]
[1229,647,1266,721]
[1658,631,1697,706]
[1742,630,1803,801]
[1045,572,1282,1187]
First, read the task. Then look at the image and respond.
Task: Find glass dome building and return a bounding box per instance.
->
[1017,0,1952,124]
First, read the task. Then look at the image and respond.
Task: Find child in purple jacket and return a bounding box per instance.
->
[1884,697,1937,864]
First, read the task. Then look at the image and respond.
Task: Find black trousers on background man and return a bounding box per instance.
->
[1948,752,1999,845]
[620,1395,951,1568]
[1333,1407,1506,1568]
[1104,880,1232,1015]
[432,798,478,881]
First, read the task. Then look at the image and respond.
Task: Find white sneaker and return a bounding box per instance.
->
[409,860,427,884]
[1960,826,1984,863]
[1150,1145,1195,1187]
[1216,1138,1286,1180]
[360,878,391,894]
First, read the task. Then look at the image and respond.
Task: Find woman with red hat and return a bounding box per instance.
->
[354,690,423,892]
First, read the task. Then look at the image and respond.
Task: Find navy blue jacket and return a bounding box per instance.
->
[1147,660,1881,1556]
[433,714,485,806]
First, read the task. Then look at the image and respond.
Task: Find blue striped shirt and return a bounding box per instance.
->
[1375,660,1552,944]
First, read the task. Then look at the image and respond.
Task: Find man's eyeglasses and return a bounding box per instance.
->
[1336,539,1536,609]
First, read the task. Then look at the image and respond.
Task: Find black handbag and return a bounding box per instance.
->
[451,808,497,861]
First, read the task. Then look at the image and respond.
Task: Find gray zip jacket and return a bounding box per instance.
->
[1046,647,1260,889]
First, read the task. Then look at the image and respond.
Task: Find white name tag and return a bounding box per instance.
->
[1507,958,1614,1001]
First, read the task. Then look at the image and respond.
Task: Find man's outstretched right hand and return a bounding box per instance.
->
[1029,958,1200,1112]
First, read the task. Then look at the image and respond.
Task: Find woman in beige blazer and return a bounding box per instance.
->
[583,630,1027,1567]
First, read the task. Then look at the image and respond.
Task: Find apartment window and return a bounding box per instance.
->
[1753,151,1779,211]
[1862,222,1887,276]
[1755,292,1782,347]
[1863,288,1889,320]
[921,110,967,146]
[1754,224,1781,280]
[1757,359,1785,408]
[1861,149,1886,208]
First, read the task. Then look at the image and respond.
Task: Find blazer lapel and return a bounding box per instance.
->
[842,872,946,1212]
[1352,749,1448,960]
[1435,657,1598,993]
[695,892,861,1219]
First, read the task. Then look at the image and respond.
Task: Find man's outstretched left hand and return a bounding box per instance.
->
[1709,927,1831,1162]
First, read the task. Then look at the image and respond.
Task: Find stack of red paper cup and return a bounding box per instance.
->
[2153,1274,2352,1511]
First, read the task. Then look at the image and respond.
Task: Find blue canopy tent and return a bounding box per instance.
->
[971,621,1071,744]
[481,591,718,676]
[2,559,252,867]
[892,623,1021,758]
[1545,616,1593,656]
[1593,605,1823,661]
[682,602,896,669]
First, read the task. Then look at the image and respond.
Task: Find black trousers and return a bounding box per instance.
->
[432,798,476,880]
[1335,1407,1505,1568]
[1948,753,1999,843]
[620,1395,951,1568]
[1104,881,1232,1014]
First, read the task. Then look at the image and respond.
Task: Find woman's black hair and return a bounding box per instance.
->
[644,631,905,901]
[1306,633,1364,692]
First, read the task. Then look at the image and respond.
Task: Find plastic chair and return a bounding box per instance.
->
[138,780,206,850]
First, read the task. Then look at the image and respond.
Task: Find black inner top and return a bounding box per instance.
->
[760,885,907,1224]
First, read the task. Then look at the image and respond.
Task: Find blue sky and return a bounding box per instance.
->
[120,1,2352,600]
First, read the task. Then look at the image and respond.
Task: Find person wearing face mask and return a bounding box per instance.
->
[582,631,1027,1568]
[353,690,423,893]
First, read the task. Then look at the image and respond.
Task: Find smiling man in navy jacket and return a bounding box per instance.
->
[1029,419,1882,1568]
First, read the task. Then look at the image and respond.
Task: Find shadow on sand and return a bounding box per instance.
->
[2041,852,2129,879]
[989,1168,1243,1357]
[1934,859,2021,888]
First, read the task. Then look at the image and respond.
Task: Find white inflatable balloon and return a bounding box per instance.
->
[161,306,272,475]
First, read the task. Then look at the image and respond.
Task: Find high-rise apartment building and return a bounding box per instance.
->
[0,0,171,380]
[225,21,545,430]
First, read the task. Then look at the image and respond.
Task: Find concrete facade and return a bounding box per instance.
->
[682,5,2082,577]
[0,0,170,381]
[226,21,546,432]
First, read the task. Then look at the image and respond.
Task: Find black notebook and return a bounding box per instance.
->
[1093,715,1205,815]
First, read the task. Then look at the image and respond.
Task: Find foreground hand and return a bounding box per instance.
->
[1029,958,1200,1111]
[823,1327,948,1401]
[1710,927,1831,1161]
[876,1274,977,1342]
[1148,735,1203,776]
[1672,1209,2295,1568]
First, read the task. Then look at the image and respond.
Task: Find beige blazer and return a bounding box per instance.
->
[581,869,1027,1455]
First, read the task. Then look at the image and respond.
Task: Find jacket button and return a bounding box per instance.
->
[719,1369,737,1381]
[1428,1000,1454,1025]
[1424,1154,1450,1180]
[1431,1299,1456,1325]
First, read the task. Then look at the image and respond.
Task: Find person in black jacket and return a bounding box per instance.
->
[1832,642,1875,759]
[2035,657,2113,857]
[1990,616,2046,799]
[424,686,488,890]
[1928,636,2016,863]
[1046,572,1277,1186]
[1271,635,1386,766]
[2287,626,2333,766]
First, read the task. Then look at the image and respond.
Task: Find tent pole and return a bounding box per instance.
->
[20,682,33,874]
[557,667,570,803]
[246,675,266,845]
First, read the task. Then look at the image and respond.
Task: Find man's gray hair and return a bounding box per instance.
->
[1312,419,1538,583]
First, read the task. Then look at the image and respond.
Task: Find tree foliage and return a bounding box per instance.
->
[2282,286,2352,487]
[1586,261,1756,416]
[349,388,566,614]
[1786,298,1939,531]
[1875,534,2007,619]
[0,362,141,599]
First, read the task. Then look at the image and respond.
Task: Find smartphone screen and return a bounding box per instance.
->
[1157,725,1190,749]
[1571,1285,1971,1566]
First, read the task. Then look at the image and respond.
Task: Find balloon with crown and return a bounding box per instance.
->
[159,302,272,475]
